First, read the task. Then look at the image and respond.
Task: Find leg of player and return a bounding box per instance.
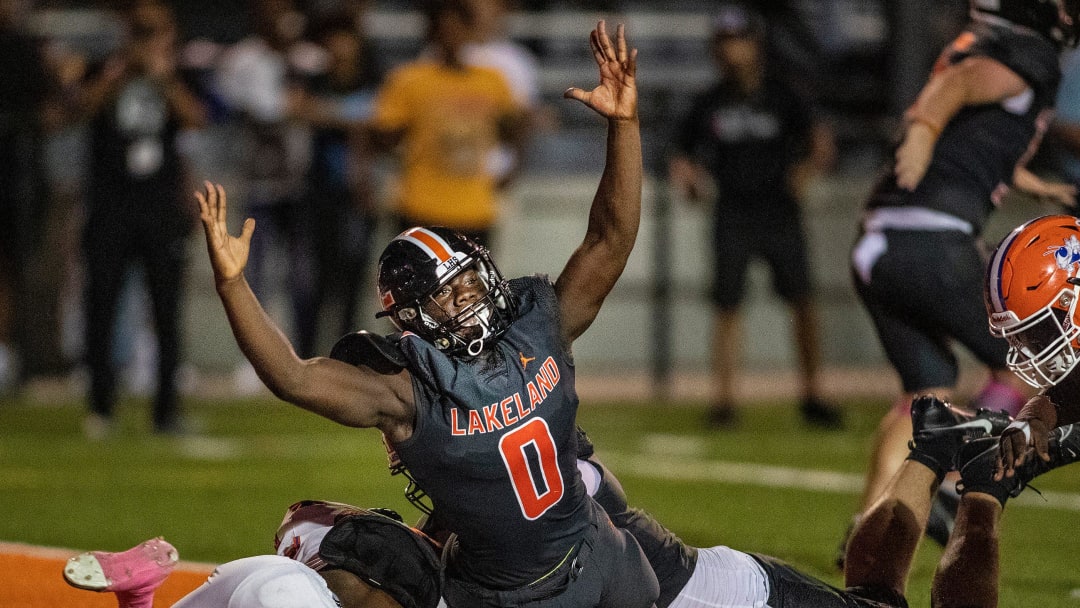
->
[931,422,1080,607]
[844,395,1008,592]
[930,493,1002,608]
[843,456,936,594]
[790,296,844,429]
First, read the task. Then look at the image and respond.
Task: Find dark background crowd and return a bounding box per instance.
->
[8,0,1075,434]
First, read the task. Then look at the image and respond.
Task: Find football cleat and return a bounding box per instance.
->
[907,395,1013,477]
[64,537,178,595]
[955,437,1036,505]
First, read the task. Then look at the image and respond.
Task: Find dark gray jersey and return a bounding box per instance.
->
[391,276,589,589]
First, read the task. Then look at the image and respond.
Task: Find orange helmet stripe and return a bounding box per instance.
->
[400,227,454,263]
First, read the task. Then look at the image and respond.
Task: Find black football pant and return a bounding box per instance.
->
[83,228,188,429]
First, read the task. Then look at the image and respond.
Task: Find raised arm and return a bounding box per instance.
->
[556,21,640,343]
[896,56,1028,191]
[197,182,415,439]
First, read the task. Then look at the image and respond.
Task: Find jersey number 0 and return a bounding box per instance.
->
[499,418,564,520]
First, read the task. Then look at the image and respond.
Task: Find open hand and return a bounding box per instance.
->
[563,21,637,122]
[196,181,254,285]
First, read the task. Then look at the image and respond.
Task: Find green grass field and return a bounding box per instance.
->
[2,393,1079,606]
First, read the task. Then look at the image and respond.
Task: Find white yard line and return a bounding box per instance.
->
[603,446,1080,512]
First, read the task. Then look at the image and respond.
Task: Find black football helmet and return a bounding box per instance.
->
[376,227,516,356]
[972,0,1080,46]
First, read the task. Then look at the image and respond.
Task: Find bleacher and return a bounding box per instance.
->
[32,1,1040,399]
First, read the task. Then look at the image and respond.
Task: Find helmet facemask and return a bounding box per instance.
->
[377,227,517,357]
[992,284,1080,388]
[416,257,515,356]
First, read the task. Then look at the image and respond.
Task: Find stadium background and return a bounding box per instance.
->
[18,0,1070,402]
[4,1,1080,607]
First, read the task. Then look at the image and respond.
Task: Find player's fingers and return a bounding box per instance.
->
[615,23,626,62]
[213,182,228,222]
[589,28,604,65]
[997,434,1018,479]
[1033,428,1051,462]
[563,87,587,103]
[200,180,217,218]
[596,20,611,57]
[239,217,256,246]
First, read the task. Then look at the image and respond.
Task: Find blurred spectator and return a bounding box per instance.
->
[36,39,89,381]
[461,0,545,189]
[214,0,322,368]
[369,0,526,249]
[667,4,842,430]
[78,0,207,438]
[0,0,53,393]
[291,10,381,355]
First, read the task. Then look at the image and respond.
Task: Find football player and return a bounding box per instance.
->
[846,0,1080,554]
[985,214,1080,476]
[63,501,441,608]
[197,20,660,608]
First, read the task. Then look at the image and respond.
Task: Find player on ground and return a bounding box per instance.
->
[63,501,440,608]
[197,20,659,608]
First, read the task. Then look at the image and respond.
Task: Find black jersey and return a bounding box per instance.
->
[85,72,190,239]
[866,17,1060,236]
[673,74,812,215]
[391,275,589,589]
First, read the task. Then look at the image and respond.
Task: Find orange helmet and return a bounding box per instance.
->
[985,215,1080,388]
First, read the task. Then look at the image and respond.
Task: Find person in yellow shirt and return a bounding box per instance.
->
[371,0,526,248]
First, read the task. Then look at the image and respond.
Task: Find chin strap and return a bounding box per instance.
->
[467,339,484,356]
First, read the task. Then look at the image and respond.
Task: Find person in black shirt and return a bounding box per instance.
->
[0,0,53,392]
[79,1,207,437]
[668,4,842,430]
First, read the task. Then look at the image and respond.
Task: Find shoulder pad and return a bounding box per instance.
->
[329,331,407,375]
[320,513,442,608]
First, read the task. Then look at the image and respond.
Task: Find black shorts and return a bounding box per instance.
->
[710,207,812,309]
[752,553,908,608]
[851,228,1008,392]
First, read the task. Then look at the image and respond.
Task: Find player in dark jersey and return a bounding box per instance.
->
[198,20,658,608]
[846,0,1080,556]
